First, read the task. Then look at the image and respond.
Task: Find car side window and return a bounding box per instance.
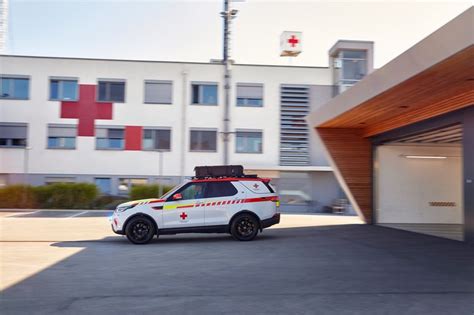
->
[173,183,207,200]
[205,182,238,198]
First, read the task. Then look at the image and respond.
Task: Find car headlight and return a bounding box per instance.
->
[116,204,137,212]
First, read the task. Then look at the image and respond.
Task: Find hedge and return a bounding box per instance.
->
[130,184,174,201]
[0,183,98,209]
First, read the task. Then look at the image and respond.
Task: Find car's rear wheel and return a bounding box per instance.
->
[230,213,259,241]
[125,216,155,244]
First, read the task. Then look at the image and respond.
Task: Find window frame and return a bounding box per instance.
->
[49,77,79,101]
[142,127,172,151]
[0,123,28,148]
[191,82,218,106]
[97,79,126,103]
[144,80,173,104]
[0,75,30,100]
[189,128,218,152]
[46,124,77,150]
[236,83,264,108]
[95,126,125,150]
[235,129,263,154]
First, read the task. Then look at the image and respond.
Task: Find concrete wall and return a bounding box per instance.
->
[376,145,463,224]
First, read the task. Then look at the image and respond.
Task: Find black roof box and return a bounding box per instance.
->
[194,165,253,179]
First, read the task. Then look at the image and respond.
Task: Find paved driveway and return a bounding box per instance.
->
[1,212,473,314]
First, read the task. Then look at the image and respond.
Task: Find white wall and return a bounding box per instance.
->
[376,145,463,224]
[0,56,332,177]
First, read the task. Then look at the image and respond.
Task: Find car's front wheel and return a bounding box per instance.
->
[125,216,156,244]
[230,213,259,241]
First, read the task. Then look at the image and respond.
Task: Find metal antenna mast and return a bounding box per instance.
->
[221,0,238,165]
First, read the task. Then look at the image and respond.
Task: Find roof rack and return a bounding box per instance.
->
[193,165,258,179]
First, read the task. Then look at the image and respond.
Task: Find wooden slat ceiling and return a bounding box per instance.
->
[319,45,474,137]
[389,124,463,144]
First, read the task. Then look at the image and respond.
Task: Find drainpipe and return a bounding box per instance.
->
[180,70,188,182]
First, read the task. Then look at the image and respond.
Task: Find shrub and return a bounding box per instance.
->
[0,185,37,208]
[130,184,173,201]
[92,195,129,210]
[34,183,98,209]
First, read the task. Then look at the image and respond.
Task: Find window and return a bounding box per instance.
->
[0,76,29,99]
[118,178,148,195]
[338,50,367,83]
[96,128,124,149]
[173,182,207,200]
[205,182,238,198]
[192,83,218,105]
[236,83,263,107]
[98,80,125,102]
[144,81,172,104]
[236,131,262,153]
[50,78,78,101]
[190,130,217,152]
[0,123,27,148]
[45,177,75,185]
[47,125,76,149]
[143,128,171,151]
[95,178,111,194]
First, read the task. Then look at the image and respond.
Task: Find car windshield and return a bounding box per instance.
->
[159,183,184,200]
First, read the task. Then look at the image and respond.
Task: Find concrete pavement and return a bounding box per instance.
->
[1,212,473,314]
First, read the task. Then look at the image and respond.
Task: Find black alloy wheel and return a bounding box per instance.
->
[125,216,156,244]
[230,213,259,241]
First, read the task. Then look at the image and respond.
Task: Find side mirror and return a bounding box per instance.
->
[172,193,183,200]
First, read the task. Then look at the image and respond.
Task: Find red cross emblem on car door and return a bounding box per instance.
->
[180,212,188,221]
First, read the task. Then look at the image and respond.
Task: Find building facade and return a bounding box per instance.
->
[0,40,373,212]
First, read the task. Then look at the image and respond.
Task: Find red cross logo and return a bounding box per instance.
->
[253,183,260,189]
[60,84,113,136]
[288,35,299,47]
[180,212,188,220]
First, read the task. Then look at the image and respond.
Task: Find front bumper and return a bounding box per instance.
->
[261,213,281,229]
[110,213,125,235]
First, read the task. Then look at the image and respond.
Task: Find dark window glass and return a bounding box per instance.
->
[190,130,217,151]
[110,82,125,102]
[50,80,59,99]
[11,139,27,146]
[173,183,207,200]
[98,82,107,101]
[192,85,200,104]
[205,182,238,198]
[0,139,8,146]
[191,84,217,105]
[98,81,125,102]
[143,129,171,150]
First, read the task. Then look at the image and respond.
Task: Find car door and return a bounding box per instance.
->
[204,181,241,226]
[162,182,207,229]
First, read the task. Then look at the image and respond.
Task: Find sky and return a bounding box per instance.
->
[4,0,472,68]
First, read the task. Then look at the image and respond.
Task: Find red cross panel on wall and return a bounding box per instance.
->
[59,84,143,151]
[60,84,112,136]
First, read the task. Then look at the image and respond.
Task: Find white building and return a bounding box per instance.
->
[0,40,374,212]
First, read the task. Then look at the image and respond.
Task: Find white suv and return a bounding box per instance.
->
[110,176,280,244]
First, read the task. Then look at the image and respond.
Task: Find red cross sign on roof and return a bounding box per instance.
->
[288,35,299,47]
[60,84,113,136]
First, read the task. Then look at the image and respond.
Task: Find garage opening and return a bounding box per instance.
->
[375,124,464,240]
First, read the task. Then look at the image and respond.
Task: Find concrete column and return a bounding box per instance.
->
[463,106,474,244]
